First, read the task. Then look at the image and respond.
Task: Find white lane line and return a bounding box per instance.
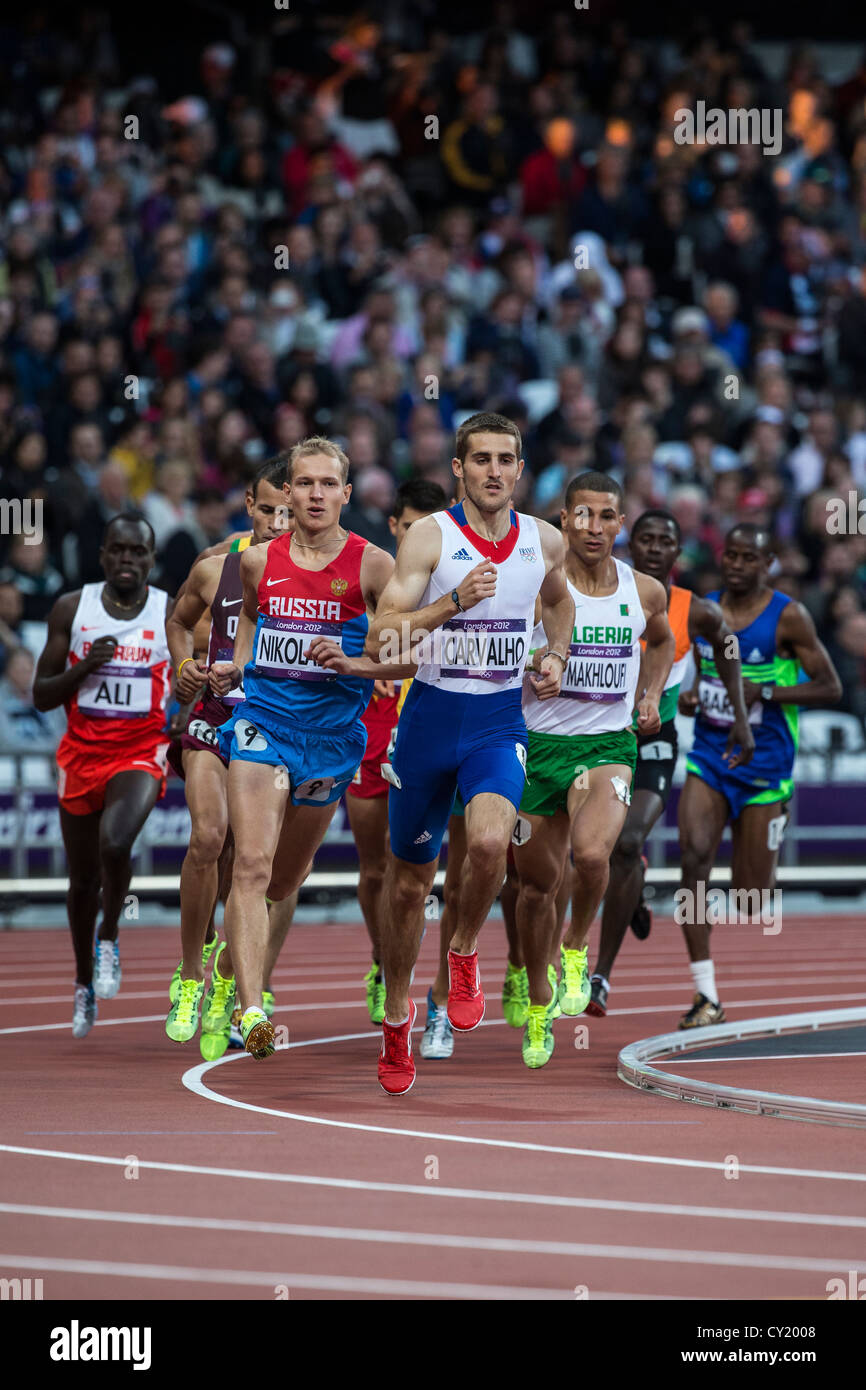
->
[3,989,864,1036]
[1,1204,859,1273]
[10,972,866,1008]
[0,1253,567,1300]
[2,1182,864,1231]
[668,1052,866,1065]
[179,1043,866,1184]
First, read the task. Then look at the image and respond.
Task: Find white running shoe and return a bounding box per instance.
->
[419,990,454,1059]
[93,939,121,999]
[72,983,98,1038]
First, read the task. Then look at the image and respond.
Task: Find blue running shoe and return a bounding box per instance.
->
[419,988,454,1059]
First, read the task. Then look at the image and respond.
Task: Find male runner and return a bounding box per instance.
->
[165,456,292,1053]
[512,474,674,1066]
[588,509,755,1017]
[33,515,172,1036]
[675,523,842,1027]
[368,411,574,1095]
[208,436,395,1059]
[346,478,447,1027]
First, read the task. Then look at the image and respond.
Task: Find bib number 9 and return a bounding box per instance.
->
[239,722,268,752]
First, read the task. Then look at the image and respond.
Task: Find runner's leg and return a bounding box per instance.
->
[432,812,466,1005]
[448,792,519,954]
[59,807,101,986]
[513,811,570,1005]
[382,855,438,1023]
[346,792,389,963]
[596,789,665,981]
[730,801,788,897]
[563,765,633,952]
[97,771,162,942]
[676,773,729,964]
[224,760,291,1015]
[178,749,228,982]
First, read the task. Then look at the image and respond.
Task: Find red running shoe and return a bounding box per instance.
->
[447,949,485,1031]
[378,999,417,1095]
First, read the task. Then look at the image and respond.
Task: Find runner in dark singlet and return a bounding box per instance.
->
[164,457,292,1055]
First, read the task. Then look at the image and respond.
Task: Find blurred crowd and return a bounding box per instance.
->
[0,4,864,748]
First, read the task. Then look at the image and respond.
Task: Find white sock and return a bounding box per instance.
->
[690,959,718,1005]
[386,1012,409,1027]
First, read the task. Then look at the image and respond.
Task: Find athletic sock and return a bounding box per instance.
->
[385,1012,409,1027]
[690,959,718,1006]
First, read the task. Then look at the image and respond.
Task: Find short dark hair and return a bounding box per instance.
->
[392,477,448,519]
[726,522,774,552]
[631,508,682,544]
[103,512,155,549]
[455,411,522,464]
[252,451,290,496]
[564,471,624,509]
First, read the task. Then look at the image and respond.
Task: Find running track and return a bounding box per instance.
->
[1,914,864,1301]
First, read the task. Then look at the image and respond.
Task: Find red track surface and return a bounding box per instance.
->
[1,914,864,1300]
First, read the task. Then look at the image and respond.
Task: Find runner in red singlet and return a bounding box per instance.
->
[33,514,172,1037]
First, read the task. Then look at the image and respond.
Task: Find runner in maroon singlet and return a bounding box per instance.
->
[164,457,292,1055]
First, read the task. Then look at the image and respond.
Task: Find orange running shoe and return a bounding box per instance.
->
[447,949,485,1031]
[378,1000,417,1096]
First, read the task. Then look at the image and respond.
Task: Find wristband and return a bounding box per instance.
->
[176,657,196,679]
[546,650,568,665]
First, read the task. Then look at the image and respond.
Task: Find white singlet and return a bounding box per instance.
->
[414,507,545,695]
[523,560,645,735]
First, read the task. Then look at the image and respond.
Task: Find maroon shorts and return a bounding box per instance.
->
[167,694,238,778]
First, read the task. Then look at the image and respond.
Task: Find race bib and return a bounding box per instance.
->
[435,618,527,682]
[77,665,152,719]
[254,618,341,682]
[188,718,219,749]
[294,775,335,803]
[698,677,763,728]
[558,643,630,704]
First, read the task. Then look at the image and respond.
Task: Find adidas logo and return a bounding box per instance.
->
[451,547,473,561]
[413,830,432,844]
[745,647,764,663]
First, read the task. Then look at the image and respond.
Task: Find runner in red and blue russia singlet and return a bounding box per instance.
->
[221,529,373,806]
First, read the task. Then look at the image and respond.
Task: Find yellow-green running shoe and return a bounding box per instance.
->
[199,942,236,1061]
[165,978,205,1043]
[262,989,276,1019]
[169,930,220,1004]
[559,944,591,1016]
[548,963,562,1019]
[241,1006,275,1059]
[522,993,556,1069]
[364,962,385,1025]
[502,960,529,1027]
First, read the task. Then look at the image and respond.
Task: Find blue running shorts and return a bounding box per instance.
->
[219,704,367,807]
[686,748,793,821]
[388,682,527,864]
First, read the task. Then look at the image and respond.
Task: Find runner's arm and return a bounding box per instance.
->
[166,558,215,702]
[759,601,843,708]
[690,595,755,767]
[310,544,416,678]
[633,572,674,734]
[531,524,574,700]
[210,545,267,696]
[32,592,114,711]
[366,516,496,660]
